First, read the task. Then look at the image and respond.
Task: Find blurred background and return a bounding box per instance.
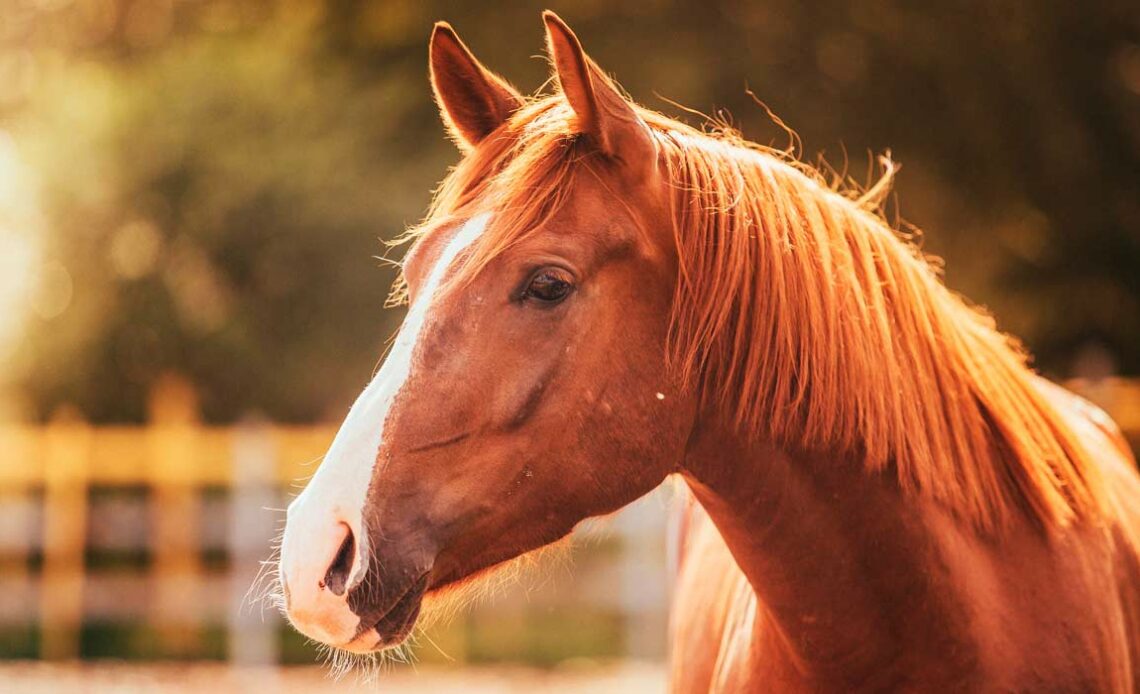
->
[0,0,1138,691]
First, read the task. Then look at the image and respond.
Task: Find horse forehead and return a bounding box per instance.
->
[403,220,468,289]
[558,172,663,254]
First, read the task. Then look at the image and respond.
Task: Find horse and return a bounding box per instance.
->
[277,11,1140,691]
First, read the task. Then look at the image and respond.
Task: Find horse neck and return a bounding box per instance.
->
[680,416,982,684]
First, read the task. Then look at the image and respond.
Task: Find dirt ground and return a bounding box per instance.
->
[0,661,666,693]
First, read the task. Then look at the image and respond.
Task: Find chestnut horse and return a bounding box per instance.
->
[278,12,1140,691]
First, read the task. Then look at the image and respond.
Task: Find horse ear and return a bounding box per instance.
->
[430,22,524,150]
[542,11,655,169]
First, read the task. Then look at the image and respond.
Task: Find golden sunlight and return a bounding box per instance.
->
[0,130,41,369]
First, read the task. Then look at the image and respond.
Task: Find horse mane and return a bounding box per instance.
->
[398,93,1107,533]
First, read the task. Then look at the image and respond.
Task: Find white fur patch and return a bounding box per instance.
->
[283,213,490,594]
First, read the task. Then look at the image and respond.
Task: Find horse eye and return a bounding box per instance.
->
[523,269,574,304]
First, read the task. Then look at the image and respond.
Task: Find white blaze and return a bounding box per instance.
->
[282,213,489,595]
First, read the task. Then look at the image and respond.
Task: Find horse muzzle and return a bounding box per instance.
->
[279,487,372,648]
[279,492,437,652]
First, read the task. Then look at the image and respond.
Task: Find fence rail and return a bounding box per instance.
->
[0,376,344,662]
[0,375,673,664]
[0,421,335,488]
[0,375,1136,663]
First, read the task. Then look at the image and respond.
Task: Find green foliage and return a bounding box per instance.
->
[8,7,453,422]
[4,0,1139,423]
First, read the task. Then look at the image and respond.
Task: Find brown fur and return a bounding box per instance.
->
[317,13,1140,691]
[401,74,1106,535]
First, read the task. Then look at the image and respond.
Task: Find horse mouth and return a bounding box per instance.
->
[351,573,429,651]
[348,560,508,651]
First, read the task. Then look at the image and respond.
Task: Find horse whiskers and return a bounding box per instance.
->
[416,538,575,633]
[316,632,416,683]
[412,628,455,663]
[245,523,288,618]
[310,537,575,679]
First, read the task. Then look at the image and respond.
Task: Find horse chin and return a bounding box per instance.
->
[417,537,574,628]
[335,630,385,654]
[349,574,429,652]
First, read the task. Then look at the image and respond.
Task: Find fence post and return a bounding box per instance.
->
[40,405,91,660]
[228,413,281,674]
[148,374,203,654]
[616,487,670,661]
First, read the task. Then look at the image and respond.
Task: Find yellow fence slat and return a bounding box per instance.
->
[40,407,91,661]
[147,375,204,652]
[0,426,337,490]
[0,424,43,488]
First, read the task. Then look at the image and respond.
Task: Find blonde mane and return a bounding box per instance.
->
[398,94,1106,533]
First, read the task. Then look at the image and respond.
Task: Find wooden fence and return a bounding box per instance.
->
[0,375,1136,663]
[0,374,673,664]
[0,375,339,662]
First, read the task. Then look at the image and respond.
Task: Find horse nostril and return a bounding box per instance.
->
[323,525,355,597]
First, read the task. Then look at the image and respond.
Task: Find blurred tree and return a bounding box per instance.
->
[2,0,1138,423]
[3,2,438,422]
